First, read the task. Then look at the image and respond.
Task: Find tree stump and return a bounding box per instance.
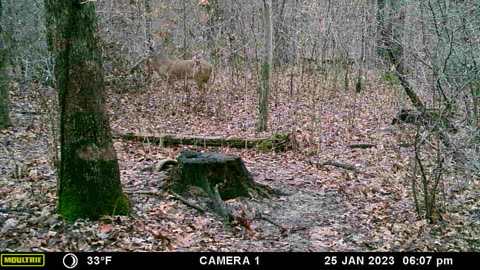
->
[172,151,270,200]
[168,151,274,221]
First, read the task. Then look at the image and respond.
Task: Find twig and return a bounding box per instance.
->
[169,192,207,214]
[80,0,97,4]
[349,143,376,149]
[311,160,361,173]
[256,212,287,233]
[128,57,148,73]
[126,189,208,214]
[12,111,39,115]
[124,190,165,197]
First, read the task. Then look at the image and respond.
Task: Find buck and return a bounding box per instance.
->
[147,57,213,90]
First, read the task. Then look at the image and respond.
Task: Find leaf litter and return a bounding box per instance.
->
[1,71,478,252]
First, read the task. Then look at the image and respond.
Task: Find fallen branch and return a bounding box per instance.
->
[124,189,206,213]
[349,144,376,149]
[255,212,287,233]
[124,190,165,197]
[169,192,207,214]
[309,160,361,173]
[113,132,289,151]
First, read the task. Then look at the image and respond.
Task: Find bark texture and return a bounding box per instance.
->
[45,0,130,220]
[258,0,273,132]
[0,1,11,130]
[114,132,289,151]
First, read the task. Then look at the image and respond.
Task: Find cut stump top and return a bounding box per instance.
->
[177,151,241,164]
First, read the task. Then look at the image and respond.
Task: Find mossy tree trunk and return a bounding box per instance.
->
[45,0,130,220]
[0,1,12,130]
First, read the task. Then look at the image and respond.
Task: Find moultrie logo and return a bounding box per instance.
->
[1,253,45,267]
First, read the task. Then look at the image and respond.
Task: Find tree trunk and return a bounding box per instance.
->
[144,0,154,54]
[273,0,288,66]
[204,0,223,61]
[45,0,130,220]
[356,1,367,93]
[182,0,189,59]
[0,1,12,130]
[258,0,273,132]
[0,50,10,130]
[377,0,425,110]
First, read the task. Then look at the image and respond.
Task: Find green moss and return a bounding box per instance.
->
[270,133,289,141]
[377,47,391,62]
[59,189,130,221]
[256,134,290,152]
[257,140,274,152]
[227,138,246,147]
[382,71,398,84]
[111,194,131,215]
[59,152,131,221]
[58,190,85,221]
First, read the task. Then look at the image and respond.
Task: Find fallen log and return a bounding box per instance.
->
[113,132,289,151]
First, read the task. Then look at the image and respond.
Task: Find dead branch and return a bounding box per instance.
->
[169,192,207,214]
[255,212,287,233]
[349,144,376,149]
[125,189,208,214]
[309,160,361,173]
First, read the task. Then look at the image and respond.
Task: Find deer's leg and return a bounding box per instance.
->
[167,79,175,90]
[193,79,206,110]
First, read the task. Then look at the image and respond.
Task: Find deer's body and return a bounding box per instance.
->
[148,57,213,90]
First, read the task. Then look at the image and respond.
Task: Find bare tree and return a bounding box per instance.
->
[258,0,273,132]
[384,0,480,221]
[377,0,425,110]
[355,0,368,93]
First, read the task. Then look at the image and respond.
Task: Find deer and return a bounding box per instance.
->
[145,56,213,91]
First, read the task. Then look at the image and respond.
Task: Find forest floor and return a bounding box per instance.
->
[0,70,478,252]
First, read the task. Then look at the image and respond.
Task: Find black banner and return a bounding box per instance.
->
[0,252,475,269]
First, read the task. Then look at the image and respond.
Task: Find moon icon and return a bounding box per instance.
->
[63,253,78,269]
